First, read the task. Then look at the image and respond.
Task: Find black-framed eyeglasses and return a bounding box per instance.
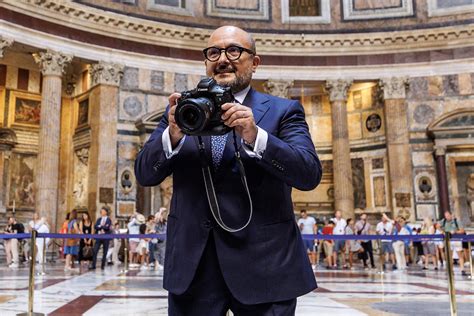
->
[203,45,255,62]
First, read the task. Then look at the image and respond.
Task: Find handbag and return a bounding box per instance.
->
[66,220,79,247]
[82,245,93,258]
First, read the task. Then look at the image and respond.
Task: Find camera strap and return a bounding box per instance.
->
[197,131,253,233]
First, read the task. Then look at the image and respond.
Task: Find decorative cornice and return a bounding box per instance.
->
[0,36,13,58]
[32,49,72,76]
[380,77,408,99]
[325,79,353,102]
[262,79,293,98]
[2,0,474,56]
[90,62,124,87]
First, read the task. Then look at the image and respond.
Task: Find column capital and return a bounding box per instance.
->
[0,37,13,59]
[434,145,447,156]
[380,77,408,99]
[262,79,293,98]
[33,50,73,77]
[90,62,124,87]
[325,79,353,102]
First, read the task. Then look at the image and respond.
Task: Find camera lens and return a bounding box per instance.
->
[175,97,214,134]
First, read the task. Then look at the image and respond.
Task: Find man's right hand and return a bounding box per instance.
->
[168,93,184,148]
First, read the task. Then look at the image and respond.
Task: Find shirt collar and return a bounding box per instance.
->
[233,85,251,104]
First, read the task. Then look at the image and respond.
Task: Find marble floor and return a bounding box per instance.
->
[0,262,472,316]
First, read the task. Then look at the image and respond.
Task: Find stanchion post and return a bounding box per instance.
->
[121,237,129,273]
[17,230,45,316]
[468,241,473,279]
[444,232,457,316]
[40,237,46,275]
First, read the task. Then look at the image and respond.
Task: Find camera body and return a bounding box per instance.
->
[175,77,234,136]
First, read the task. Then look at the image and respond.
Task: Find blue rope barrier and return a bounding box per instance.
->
[0,233,472,241]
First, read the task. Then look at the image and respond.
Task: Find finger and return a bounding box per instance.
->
[168,93,182,107]
[226,117,249,128]
[221,104,247,120]
[221,102,237,111]
[226,109,251,123]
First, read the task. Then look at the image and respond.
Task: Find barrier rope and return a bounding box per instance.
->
[0,233,473,241]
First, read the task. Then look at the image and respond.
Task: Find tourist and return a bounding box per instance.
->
[4,217,24,268]
[154,208,167,271]
[90,206,112,270]
[355,213,375,269]
[138,222,150,270]
[344,218,363,270]
[297,209,317,270]
[128,213,145,268]
[434,222,445,267]
[332,210,347,269]
[440,211,468,276]
[64,210,80,271]
[29,215,50,266]
[78,211,93,267]
[421,217,438,270]
[392,217,410,271]
[146,215,157,268]
[322,219,334,269]
[376,213,396,271]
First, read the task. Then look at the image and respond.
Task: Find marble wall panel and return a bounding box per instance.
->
[312,116,332,144]
[416,204,437,221]
[412,151,435,168]
[5,66,18,90]
[121,66,139,90]
[146,94,168,114]
[407,77,428,100]
[28,70,41,94]
[348,112,362,140]
[119,91,146,121]
[352,158,366,209]
[164,72,175,94]
[174,73,188,92]
[138,68,151,91]
[458,73,472,95]
[443,74,459,96]
[428,76,444,96]
[150,70,165,92]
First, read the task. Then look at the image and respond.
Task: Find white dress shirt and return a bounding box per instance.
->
[162,85,268,159]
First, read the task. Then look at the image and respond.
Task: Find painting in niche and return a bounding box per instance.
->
[455,161,474,222]
[9,154,36,209]
[289,0,320,16]
[351,158,366,209]
[373,176,386,207]
[14,97,41,126]
[77,98,89,127]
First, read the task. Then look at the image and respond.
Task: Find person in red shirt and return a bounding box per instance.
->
[322,220,335,269]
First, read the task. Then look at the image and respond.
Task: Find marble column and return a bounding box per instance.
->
[434,146,450,215]
[263,79,293,98]
[0,37,13,58]
[326,79,354,219]
[88,62,123,219]
[33,50,72,229]
[380,77,415,221]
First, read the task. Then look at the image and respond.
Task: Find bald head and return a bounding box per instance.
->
[208,26,256,54]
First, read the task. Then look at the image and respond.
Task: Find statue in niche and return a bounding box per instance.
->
[73,148,89,208]
[466,173,474,217]
[121,170,133,194]
[419,177,432,195]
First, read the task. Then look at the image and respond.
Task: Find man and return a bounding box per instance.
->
[297,209,318,270]
[376,213,396,271]
[4,217,24,268]
[154,207,168,271]
[135,26,322,315]
[127,213,145,267]
[441,211,468,276]
[355,213,375,269]
[332,210,347,269]
[90,206,112,270]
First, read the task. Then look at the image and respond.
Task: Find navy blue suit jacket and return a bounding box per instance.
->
[135,88,322,304]
[94,217,112,235]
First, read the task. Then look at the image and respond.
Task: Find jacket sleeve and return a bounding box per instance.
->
[256,100,322,191]
[134,106,175,186]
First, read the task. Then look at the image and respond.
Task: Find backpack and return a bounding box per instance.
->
[66,219,79,247]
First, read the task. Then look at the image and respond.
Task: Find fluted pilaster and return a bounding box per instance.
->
[326,79,354,219]
[380,77,414,221]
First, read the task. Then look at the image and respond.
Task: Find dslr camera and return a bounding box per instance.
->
[175,77,234,136]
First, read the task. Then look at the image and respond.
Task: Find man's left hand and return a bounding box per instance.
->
[221,103,257,144]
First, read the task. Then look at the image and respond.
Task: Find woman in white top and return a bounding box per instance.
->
[29,214,50,266]
[344,218,363,269]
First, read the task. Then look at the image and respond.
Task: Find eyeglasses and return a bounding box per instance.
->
[203,45,255,62]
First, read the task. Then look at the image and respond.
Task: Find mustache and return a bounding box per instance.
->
[214,64,235,74]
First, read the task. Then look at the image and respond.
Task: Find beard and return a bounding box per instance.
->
[212,63,253,94]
